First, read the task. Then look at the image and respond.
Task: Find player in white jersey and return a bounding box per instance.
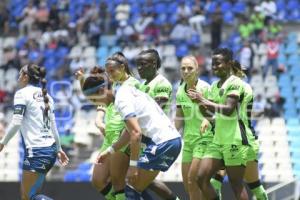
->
[81,69,181,200]
[0,64,69,200]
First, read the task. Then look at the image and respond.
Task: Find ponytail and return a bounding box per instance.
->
[39,67,50,117]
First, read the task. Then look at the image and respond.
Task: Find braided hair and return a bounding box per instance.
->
[25,64,50,117]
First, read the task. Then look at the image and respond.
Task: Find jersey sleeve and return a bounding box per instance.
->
[13,90,27,116]
[226,80,243,98]
[153,82,172,99]
[115,86,136,120]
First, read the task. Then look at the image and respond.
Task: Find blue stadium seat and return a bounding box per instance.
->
[109,46,122,56]
[221,1,232,13]
[99,35,117,47]
[167,2,178,14]
[154,3,167,14]
[284,43,298,54]
[276,0,285,11]
[284,109,298,118]
[232,1,246,14]
[223,11,234,25]
[287,118,300,126]
[290,66,300,76]
[78,162,92,171]
[287,0,299,11]
[284,102,296,110]
[296,99,300,110]
[176,44,189,58]
[97,46,109,59]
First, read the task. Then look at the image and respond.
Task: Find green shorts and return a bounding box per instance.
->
[203,142,249,166]
[99,131,128,154]
[182,135,211,163]
[247,140,259,162]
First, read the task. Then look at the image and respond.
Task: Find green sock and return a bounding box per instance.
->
[250,185,268,200]
[114,190,125,200]
[210,178,222,199]
[104,188,115,200]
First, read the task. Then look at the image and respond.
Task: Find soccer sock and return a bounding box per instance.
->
[100,182,115,200]
[248,180,269,200]
[114,189,126,200]
[210,174,223,198]
[125,184,142,200]
[31,194,53,200]
[141,188,153,200]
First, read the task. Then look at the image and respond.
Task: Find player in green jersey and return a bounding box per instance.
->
[232,60,268,200]
[136,49,172,114]
[135,49,180,200]
[188,48,249,200]
[175,55,212,200]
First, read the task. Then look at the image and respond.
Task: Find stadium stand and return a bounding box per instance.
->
[0,1,299,199]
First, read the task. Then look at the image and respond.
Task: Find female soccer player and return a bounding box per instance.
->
[77,52,140,200]
[135,49,180,200]
[175,55,212,200]
[135,49,172,113]
[0,64,69,200]
[188,48,249,200]
[232,60,268,200]
[82,68,182,200]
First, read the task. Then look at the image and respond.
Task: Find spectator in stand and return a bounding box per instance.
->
[0,2,9,36]
[263,35,279,78]
[265,94,285,119]
[259,0,277,24]
[35,1,49,32]
[176,1,192,19]
[251,6,264,39]
[98,2,111,34]
[49,4,60,30]
[134,12,153,34]
[116,20,137,44]
[115,0,131,23]
[19,1,37,35]
[239,17,254,40]
[210,5,223,50]
[143,22,160,43]
[266,18,282,37]
[87,13,102,47]
[239,40,253,78]
[170,17,195,43]
[159,23,172,44]
[189,8,205,36]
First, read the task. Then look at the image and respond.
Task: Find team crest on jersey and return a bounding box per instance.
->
[33,91,44,102]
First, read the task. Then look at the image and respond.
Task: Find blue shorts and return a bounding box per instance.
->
[138,137,182,172]
[23,144,57,174]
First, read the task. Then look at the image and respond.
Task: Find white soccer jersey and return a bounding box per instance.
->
[115,85,180,145]
[14,85,56,148]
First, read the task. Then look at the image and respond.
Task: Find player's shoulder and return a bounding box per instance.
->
[197,79,210,89]
[154,74,172,87]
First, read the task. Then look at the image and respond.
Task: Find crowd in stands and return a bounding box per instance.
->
[0,0,299,153]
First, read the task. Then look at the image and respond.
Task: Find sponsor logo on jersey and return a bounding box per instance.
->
[33,91,44,102]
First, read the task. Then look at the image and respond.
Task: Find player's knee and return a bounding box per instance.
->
[91,176,106,190]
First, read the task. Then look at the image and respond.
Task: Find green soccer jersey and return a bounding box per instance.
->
[141,74,172,114]
[239,81,257,145]
[176,80,213,141]
[105,76,140,134]
[209,75,250,145]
